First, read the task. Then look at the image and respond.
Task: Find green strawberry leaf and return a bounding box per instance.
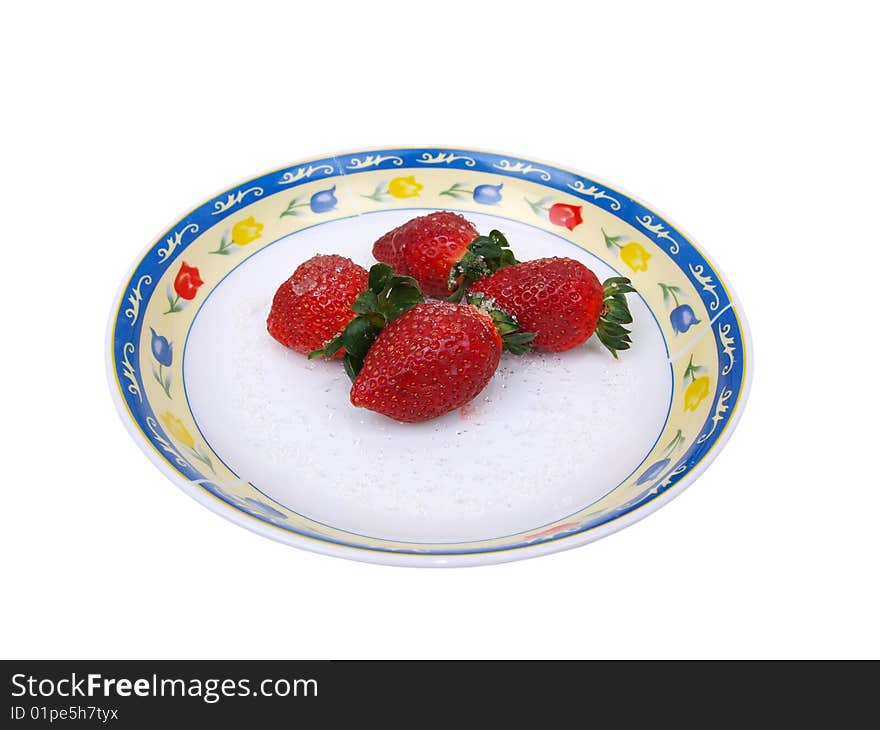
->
[368,263,394,294]
[468,293,535,355]
[343,354,360,380]
[311,263,426,381]
[315,333,345,360]
[596,277,636,358]
[604,299,633,325]
[381,280,423,321]
[501,331,537,355]
[486,306,520,335]
[337,316,376,361]
[351,290,380,314]
[447,229,520,302]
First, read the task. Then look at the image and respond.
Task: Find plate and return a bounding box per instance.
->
[107,147,751,566]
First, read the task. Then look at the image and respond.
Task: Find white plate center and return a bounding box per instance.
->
[184,210,672,543]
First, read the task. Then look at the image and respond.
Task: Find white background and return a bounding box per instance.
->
[2,1,877,659]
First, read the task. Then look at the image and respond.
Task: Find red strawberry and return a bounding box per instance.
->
[467,258,635,356]
[308,262,427,379]
[372,212,518,299]
[372,224,410,275]
[308,264,532,416]
[267,254,368,358]
[350,301,505,422]
[394,212,477,297]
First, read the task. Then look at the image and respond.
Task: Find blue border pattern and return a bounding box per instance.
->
[111,148,747,555]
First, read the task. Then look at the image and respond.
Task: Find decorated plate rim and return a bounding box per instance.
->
[105,145,753,567]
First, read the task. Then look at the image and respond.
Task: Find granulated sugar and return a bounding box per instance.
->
[188,298,668,543]
[183,213,671,543]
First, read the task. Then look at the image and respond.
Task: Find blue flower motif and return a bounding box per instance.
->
[200,482,223,498]
[150,328,173,366]
[670,304,701,335]
[241,497,287,520]
[473,183,503,205]
[636,458,670,485]
[309,185,337,213]
[199,483,288,524]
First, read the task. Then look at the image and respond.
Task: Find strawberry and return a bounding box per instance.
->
[372,212,518,299]
[308,263,425,379]
[467,257,636,356]
[371,225,408,275]
[310,261,533,414]
[267,254,368,358]
[350,300,532,422]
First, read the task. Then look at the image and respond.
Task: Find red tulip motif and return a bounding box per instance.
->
[165,261,204,314]
[526,196,585,231]
[174,262,204,300]
[548,203,583,231]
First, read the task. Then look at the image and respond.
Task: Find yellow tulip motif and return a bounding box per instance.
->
[363,176,423,202]
[231,216,263,246]
[602,229,651,272]
[682,355,711,412]
[684,377,711,411]
[160,411,195,449]
[388,176,423,199]
[620,242,651,272]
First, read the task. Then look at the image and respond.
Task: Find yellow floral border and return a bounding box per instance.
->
[129,165,727,552]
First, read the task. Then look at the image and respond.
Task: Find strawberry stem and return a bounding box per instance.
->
[446,229,519,302]
[467,294,535,355]
[596,277,636,358]
[310,263,425,381]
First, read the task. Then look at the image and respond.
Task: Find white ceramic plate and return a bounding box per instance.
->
[107,147,751,566]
